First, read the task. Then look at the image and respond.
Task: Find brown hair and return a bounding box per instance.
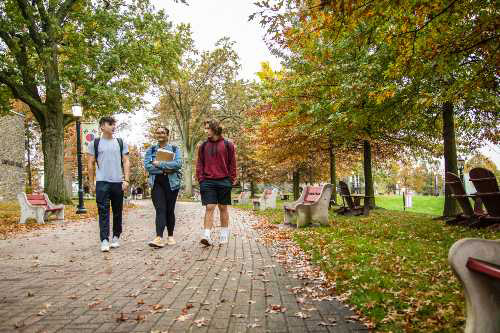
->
[204,120,222,136]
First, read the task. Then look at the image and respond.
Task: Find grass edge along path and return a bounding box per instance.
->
[234,203,500,332]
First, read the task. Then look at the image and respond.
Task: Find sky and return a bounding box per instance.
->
[115,1,499,168]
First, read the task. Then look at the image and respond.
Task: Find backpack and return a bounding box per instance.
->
[200,139,231,168]
[94,138,124,170]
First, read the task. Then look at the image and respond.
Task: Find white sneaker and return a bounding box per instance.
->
[200,229,212,246]
[101,239,110,252]
[219,229,229,244]
[110,236,120,248]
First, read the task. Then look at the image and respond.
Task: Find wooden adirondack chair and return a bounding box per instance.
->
[336,181,371,216]
[445,172,484,226]
[469,167,500,228]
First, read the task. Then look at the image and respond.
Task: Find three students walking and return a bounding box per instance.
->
[88,118,236,251]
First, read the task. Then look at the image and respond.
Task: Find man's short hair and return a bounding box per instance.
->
[204,120,222,136]
[99,116,116,127]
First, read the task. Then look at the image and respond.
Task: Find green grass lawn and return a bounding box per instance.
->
[233,201,499,332]
[375,195,445,216]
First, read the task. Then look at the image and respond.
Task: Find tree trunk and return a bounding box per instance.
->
[25,126,32,189]
[293,169,300,200]
[363,140,375,208]
[250,180,257,198]
[442,101,460,217]
[184,147,194,196]
[329,142,337,204]
[40,111,71,204]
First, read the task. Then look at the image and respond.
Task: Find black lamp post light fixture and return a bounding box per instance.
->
[72,103,87,214]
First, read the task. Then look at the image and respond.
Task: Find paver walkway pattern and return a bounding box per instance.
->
[0,201,367,333]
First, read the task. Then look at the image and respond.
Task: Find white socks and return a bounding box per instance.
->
[220,228,229,243]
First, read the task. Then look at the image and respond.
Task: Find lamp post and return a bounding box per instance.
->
[72,104,87,214]
[457,156,466,183]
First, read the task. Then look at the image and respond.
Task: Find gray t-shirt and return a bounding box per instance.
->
[87,138,129,183]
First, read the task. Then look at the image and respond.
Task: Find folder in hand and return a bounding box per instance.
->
[156,148,174,162]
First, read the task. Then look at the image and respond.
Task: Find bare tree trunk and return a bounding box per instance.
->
[363,140,375,208]
[25,124,32,189]
[442,101,460,217]
[293,169,300,200]
[40,110,71,204]
[329,141,337,204]
[250,180,257,198]
[184,146,194,196]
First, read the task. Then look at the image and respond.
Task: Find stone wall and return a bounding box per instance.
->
[0,114,25,201]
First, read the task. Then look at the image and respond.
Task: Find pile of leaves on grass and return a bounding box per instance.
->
[241,206,500,332]
[0,200,135,239]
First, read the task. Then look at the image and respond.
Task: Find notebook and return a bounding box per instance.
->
[156,148,174,161]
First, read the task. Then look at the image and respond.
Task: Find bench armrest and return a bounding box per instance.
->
[43,193,64,209]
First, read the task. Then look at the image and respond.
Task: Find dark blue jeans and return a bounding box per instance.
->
[96,181,123,241]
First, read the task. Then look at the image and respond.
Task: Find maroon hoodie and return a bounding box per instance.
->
[196,137,237,183]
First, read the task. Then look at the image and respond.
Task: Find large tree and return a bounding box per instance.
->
[156,38,240,195]
[0,0,185,203]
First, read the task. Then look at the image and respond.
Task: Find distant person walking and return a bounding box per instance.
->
[87,117,130,252]
[144,126,183,248]
[196,120,237,246]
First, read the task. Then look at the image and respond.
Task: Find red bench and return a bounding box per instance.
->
[448,238,500,333]
[283,185,332,227]
[17,192,64,224]
[253,189,277,210]
[467,258,500,280]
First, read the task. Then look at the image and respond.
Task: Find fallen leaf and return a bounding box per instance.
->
[231,313,247,318]
[152,304,163,311]
[193,317,208,327]
[175,313,193,322]
[265,304,287,313]
[294,311,310,319]
[88,300,102,308]
[318,321,336,326]
[116,312,128,322]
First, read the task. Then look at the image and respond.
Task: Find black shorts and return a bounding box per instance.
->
[200,178,232,206]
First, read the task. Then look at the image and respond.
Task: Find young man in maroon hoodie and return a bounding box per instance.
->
[196,120,237,246]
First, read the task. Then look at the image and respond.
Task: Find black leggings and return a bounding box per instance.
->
[152,174,179,237]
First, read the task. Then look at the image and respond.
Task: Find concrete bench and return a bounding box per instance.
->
[448,238,500,333]
[283,184,332,227]
[233,191,251,205]
[253,189,278,210]
[18,192,64,224]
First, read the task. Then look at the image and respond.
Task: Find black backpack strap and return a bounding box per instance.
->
[224,139,230,170]
[94,138,100,168]
[117,138,124,171]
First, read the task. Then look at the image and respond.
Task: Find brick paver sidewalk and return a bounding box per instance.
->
[0,201,367,333]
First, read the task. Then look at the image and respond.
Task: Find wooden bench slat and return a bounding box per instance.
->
[466,258,500,279]
[28,199,48,206]
[27,194,45,200]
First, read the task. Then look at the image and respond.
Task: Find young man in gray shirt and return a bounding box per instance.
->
[87,117,130,252]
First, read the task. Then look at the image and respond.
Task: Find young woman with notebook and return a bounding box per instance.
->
[144,126,183,247]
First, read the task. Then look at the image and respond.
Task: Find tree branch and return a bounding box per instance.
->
[15,0,45,54]
[34,0,50,33]
[0,70,46,116]
[56,0,78,26]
